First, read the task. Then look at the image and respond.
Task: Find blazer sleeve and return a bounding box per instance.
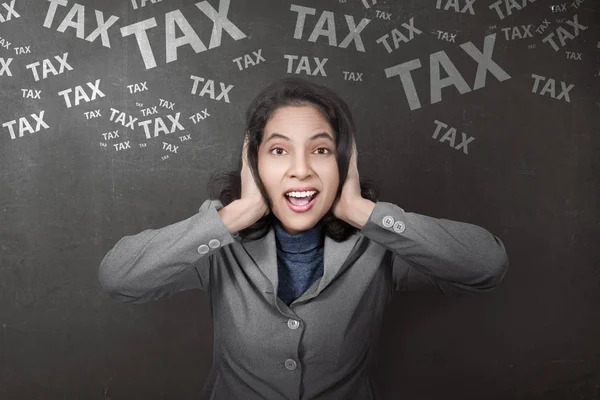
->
[97,199,237,304]
[360,201,509,295]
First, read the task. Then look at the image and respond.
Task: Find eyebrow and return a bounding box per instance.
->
[264,132,335,144]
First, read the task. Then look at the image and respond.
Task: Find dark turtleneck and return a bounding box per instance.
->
[273,219,325,306]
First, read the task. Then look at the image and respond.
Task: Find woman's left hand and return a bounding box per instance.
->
[332,137,363,222]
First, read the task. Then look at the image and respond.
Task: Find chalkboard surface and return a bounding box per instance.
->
[1,0,599,398]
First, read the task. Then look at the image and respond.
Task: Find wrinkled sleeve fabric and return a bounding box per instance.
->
[360,201,509,295]
[98,199,237,304]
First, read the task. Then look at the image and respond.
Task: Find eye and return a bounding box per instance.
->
[269,147,332,156]
[270,147,285,156]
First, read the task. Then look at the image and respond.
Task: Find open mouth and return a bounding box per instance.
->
[284,191,319,212]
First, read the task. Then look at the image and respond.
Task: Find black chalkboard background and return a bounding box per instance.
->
[1,0,599,398]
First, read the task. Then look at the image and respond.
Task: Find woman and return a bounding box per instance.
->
[98,77,509,400]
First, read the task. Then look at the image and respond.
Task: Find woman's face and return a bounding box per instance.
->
[258,105,340,235]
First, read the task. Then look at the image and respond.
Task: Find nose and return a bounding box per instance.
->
[288,152,312,179]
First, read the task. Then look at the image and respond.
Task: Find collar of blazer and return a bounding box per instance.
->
[203,198,363,306]
[242,221,362,305]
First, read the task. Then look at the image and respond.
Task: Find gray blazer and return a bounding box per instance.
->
[98,199,509,400]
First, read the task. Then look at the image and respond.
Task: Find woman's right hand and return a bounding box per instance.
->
[241,132,270,219]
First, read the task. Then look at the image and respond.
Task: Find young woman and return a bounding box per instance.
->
[98,77,509,400]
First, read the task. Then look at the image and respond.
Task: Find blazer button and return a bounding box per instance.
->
[382,215,394,227]
[393,221,406,233]
[287,319,300,330]
[208,239,221,248]
[284,359,297,370]
[197,244,209,254]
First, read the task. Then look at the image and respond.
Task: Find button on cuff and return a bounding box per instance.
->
[197,244,210,254]
[382,215,394,227]
[393,220,406,233]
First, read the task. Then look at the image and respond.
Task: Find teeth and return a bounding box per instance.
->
[286,190,317,198]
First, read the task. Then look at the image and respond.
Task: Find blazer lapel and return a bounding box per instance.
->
[241,224,361,304]
[241,227,279,295]
[316,232,360,295]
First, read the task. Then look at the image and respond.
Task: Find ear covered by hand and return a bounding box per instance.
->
[332,136,362,221]
[241,130,269,218]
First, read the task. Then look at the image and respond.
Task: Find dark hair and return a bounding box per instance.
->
[207,77,379,242]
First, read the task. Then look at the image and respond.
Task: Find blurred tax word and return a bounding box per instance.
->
[233,49,265,70]
[43,0,119,48]
[189,75,234,103]
[162,142,178,153]
[284,55,328,76]
[360,0,377,8]
[436,31,457,42]
[189,109,210,124]
[375,10,392,20]
[14,46,30,55]
[109,108,138,129]
[121,0,247,70]
[290,4,371,52]
[58,79,105,108]
[127,81,148,93]
[571,0,584,8]
[85,109,101,119]
[343,71,362,81]
[541,14,587,51]
[2,111,49,140]
[113,141,131,151]
[21,89,41,99]
[550,3,566,12]
[565,51,581,59]
[158,98,175,110]
[102,130,119,140]
[489,0,535,20]
[45,0,246,69]
[131,0,163,10]
[178,134,191,142]
[384,33,510,111]
[432,120,475,154]
[140,106,158,117]
[376,17,422,53]
[26,52,73,82]
[138,113,184,139]
[535,19,551,34]
[0,36,10,49]
[531,74,574,102]
[0,0,19,23]
[435,0,476,15]
[501,24,533,40]
[0,57,12,76]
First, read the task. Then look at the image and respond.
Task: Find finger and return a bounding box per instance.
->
[242,131,249,162]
